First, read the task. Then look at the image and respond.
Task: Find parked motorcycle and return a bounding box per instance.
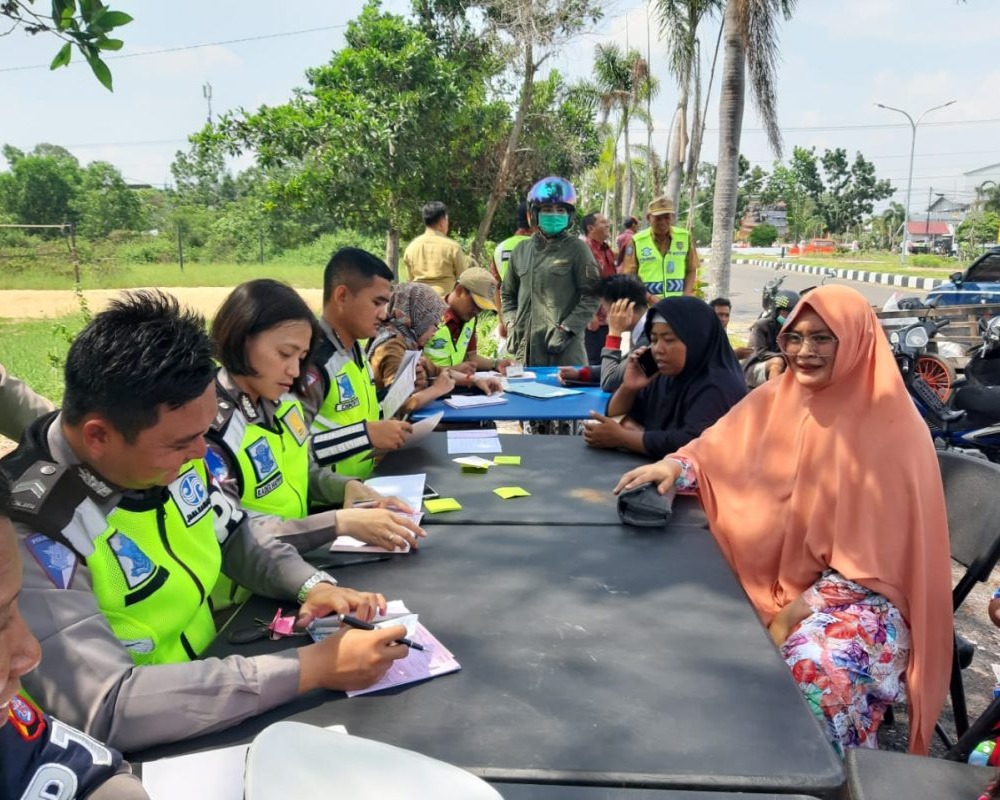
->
[891,316,1000,462]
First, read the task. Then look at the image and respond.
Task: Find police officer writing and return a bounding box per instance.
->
[0,291,408,751]
[206,279,425,557]
[620,196,698,303]
[303,248,412,480]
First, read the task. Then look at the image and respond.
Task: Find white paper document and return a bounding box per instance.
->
[363,473,425,511]
[400,410,442,449]
[379,348,420,419]
[442,393,507,410]
[446,429,503,454]
[504,381,583,399]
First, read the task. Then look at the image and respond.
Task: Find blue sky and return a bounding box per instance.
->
[1,0,997,217]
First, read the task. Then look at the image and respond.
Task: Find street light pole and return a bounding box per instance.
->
[875,99,956,264]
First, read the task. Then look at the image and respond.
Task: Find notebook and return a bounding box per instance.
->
[503,381,583,399]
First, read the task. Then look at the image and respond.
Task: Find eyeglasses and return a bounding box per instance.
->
[777,332,838,355]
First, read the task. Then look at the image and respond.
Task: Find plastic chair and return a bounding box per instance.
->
[936,450,1000,753]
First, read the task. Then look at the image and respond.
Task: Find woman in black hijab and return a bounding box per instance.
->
[583,296,748,457]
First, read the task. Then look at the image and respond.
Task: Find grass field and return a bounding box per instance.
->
[0,316,84,404]
[0,261,325,291]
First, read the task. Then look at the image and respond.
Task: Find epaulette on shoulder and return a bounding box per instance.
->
[211,394,238,432]
[6,461,90,552]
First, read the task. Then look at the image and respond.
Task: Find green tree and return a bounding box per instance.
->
[957,210,1000,258]
[708,0,797,298]
[71,160,145,237]
[209,2,503,271]
[170,140,238,209]
[749,223,778,246]
[817,148,894,234]
[592,43,654,225]
[655,0,723,211]
[0,143,82,226]
[2,0,133,90]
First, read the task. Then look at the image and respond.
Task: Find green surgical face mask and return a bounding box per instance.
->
[537,211,569,236]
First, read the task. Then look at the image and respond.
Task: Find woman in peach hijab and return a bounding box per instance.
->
[615,284,952,756]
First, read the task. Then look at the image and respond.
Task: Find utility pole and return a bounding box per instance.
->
[926,186,932,253]
[203,82,213,125]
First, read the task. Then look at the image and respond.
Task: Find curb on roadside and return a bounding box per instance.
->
[731,258,946,291]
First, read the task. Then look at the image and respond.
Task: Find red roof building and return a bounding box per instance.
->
[905,220,950,237]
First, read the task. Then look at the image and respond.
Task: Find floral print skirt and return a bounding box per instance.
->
[780,570,911,756]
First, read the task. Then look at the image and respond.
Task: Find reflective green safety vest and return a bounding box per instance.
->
[493,234,531,281]
[423,318,476,367]
[632,226,691,300]
[85,461,221,665]
[211,396,310,520]
[312,345,381,480]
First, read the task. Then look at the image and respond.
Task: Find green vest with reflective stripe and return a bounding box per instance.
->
[229,399,310,520]
[423,318,476,367]
[494,234,530,281]
[632,226,690,299]
[86,461,220,666]
[313,350,380,480]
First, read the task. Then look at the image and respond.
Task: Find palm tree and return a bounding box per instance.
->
[708,0,796,298]
[655,0,723,211]
[593,43,655,226]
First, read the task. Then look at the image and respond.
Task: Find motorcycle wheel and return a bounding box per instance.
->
[914,354,956,402]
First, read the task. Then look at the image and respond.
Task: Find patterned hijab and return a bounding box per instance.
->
[369,283,447,352]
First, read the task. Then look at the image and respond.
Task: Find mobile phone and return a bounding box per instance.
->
[422,484,440,500]
[637,348,658,378]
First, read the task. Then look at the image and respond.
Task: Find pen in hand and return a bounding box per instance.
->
[335,613,426,651]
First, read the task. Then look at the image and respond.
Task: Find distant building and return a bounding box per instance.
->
[965,163,1000,197]
[926,195,969,224]
[738,199,789,241]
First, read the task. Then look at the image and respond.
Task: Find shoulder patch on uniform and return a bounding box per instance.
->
[205,447,230,483]
[211,395,237,432]
[8,462,91,553]
[25,532,78,590]
[8,695,45,741]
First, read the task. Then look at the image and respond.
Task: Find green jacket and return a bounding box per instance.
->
[499,232,601,366]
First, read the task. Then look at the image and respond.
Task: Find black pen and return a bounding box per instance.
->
[338,613,425,651]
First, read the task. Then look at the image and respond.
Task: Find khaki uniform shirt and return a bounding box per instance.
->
[400,229,467,297]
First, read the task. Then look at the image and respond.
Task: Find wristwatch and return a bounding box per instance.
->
[297,570,338,604]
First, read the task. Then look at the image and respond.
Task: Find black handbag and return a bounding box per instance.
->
[617,482,675,527]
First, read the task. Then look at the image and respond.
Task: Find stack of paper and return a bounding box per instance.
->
[446,429,502,454]
[442,393,507,410]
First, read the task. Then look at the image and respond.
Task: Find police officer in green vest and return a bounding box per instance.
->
[0,290,409,751]
[490,202,533,337]
[423,268,514,380]
[621,195,699,302]
[205,279,424,560]
[302,248,413,481]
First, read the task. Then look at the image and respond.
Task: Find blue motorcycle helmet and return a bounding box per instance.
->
[526,176,577,236]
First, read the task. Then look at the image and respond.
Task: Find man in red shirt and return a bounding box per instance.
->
[582,212,617,364]
[615,216,639,269]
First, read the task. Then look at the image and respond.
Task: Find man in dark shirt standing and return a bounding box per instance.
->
[582,212,618,364]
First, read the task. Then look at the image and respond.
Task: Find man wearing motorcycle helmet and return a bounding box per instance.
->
[500,177,600,366]
[743,289,800,388]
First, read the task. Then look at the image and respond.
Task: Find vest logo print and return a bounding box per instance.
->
[171,470,212,526]
[25,532,78,589]
[641,247,653,257]
[121,637,155,655]
[108,532,156,590]
[334,372,360,412]
[246,438,278,482]
[282,405,309,446]
[255,472,284,499]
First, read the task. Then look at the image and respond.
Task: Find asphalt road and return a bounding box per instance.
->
[724,261,928,337]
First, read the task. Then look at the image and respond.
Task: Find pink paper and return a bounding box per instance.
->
[346,623,461,697]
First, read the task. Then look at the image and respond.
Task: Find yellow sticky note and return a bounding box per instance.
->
[493,456,522,466]
[494,486,531,500]
[424,497,463,513]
